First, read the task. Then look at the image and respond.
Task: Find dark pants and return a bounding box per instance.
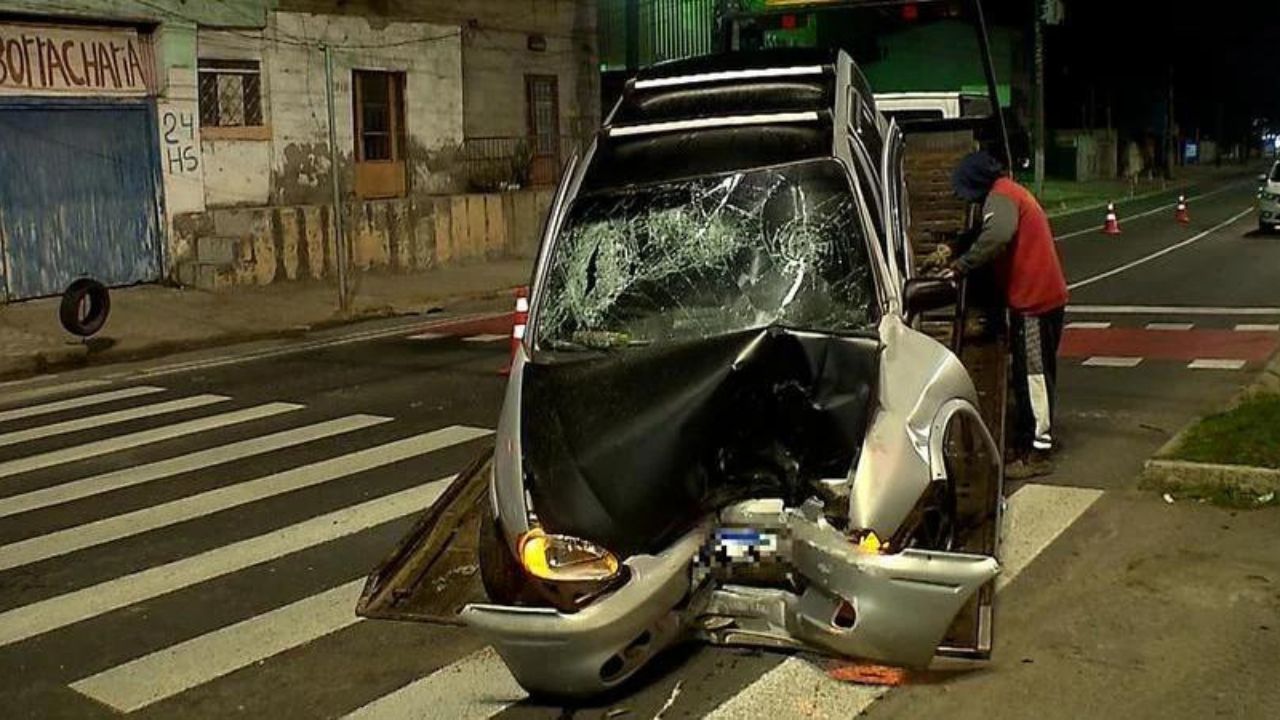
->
[1010,307,1065,456]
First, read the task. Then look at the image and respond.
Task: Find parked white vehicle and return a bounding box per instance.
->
[1260,162,1280,233]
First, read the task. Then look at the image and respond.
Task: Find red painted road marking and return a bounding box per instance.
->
[406,314,512,340]
[1060,328,1279,363]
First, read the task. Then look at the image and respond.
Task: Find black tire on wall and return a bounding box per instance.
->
[59,278,111,337]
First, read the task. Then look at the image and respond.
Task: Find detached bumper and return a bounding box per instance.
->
[460,527,706,697]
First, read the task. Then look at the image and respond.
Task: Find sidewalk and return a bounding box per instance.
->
[0,260,533,381]
[1032,163,1254,217]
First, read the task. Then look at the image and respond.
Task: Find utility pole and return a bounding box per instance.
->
[1032,0,1046,197]
[323,44,350,316]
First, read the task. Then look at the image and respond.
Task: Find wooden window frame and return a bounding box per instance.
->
[353,70,408,199]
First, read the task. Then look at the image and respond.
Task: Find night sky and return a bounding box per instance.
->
[1044,0,1280,141]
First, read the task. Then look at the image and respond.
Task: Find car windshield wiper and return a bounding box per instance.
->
[544,335,653,352]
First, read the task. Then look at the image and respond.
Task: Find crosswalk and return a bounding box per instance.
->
[0,380,1107,718]
[1061,318,1279,370]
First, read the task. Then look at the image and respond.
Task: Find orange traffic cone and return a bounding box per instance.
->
[1103,202,1122,235]
[500,286,530,376]
[1175,195,1190,224]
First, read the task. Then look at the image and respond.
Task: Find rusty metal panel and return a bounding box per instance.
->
[0,99,162,301]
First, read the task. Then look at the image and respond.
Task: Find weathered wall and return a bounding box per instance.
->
[276,0,600,139]
[266,11,465,206]
[175,189,554,289]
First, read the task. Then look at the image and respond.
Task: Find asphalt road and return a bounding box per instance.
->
[0,171,1277,719]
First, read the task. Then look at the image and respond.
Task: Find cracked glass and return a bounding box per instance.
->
[535,160,878,350]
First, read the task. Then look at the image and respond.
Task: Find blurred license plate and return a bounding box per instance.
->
[701,528,781,566]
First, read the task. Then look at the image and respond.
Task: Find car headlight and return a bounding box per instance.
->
[519,528,620,582]
[1264,191,1280,202]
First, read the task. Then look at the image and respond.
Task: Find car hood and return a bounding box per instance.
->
[519,326,881,556]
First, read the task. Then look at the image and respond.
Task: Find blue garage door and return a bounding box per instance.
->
[0,101,162,301]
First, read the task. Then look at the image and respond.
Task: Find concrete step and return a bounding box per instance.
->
[176,261,231,291]
[195,236,240,266]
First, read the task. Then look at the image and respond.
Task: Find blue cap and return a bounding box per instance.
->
[951,150,1004,202]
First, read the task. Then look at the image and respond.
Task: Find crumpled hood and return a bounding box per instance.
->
[520,326,880,556]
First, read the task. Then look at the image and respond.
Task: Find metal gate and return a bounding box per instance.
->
[0,100,163,301]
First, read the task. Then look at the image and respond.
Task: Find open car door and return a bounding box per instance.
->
[356,451,494,623]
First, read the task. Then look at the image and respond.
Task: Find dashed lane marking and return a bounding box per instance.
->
[1145,323,1194,331]
[1235,324,1280,332]
[1187,359,1248,371]
[1066,322,1112,330]
[461,334,508,343]
[1082,357,1144,368]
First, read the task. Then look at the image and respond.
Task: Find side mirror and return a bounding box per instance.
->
[904,277,958,320]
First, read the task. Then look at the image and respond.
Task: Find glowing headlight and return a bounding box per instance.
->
[519,529,620,582]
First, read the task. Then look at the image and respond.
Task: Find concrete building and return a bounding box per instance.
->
[0,1,597,298]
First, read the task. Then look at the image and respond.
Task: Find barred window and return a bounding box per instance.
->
[198,59,263,128]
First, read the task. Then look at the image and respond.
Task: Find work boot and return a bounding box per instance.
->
[1005,450,1054,480]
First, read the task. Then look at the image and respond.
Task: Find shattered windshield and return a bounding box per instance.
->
[535,160,878,351]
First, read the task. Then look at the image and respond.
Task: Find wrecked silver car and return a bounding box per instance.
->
[358,49,1008,699]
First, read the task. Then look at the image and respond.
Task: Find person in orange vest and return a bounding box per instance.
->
[944,150,1070,479]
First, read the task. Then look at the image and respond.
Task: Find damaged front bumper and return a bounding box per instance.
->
[461,526,707,697]
[462,502,999,697]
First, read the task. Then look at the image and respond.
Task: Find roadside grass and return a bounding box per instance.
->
[1013,173,1186,215]
[1169,393,1280,470]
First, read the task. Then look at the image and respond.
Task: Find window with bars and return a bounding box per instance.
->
[525,74,560,158]
[198,59,263,128]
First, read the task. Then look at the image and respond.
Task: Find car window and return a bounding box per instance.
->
[535,160,880,350]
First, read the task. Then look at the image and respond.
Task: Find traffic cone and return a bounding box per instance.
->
[1103,202,1122,235]
[500,286,530,376]
[1174,195,1190,224]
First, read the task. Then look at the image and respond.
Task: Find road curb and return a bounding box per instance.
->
[0,284,521,384]
[1141,459,1280,496]
[1140,352,1280,498]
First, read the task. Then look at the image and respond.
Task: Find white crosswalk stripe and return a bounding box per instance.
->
[0,402,303,480]
[0,415,391,519]
[72,579,368,712]
[0,383,1111,718]
[0,428,486,570]
[704,483,1104,720]
[0,379,111,408]
[0,477,455,648]
[343,648,524,720]
[0,394,230,448]
[0,386,166,425]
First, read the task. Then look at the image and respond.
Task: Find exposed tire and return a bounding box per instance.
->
[59,278,111,337]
